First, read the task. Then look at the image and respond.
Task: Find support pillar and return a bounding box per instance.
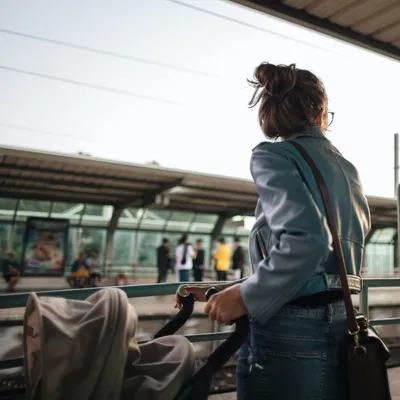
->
[104,206,122,278]
[48,201,54,218]
[8,199,20,251]
[75,204,86,257]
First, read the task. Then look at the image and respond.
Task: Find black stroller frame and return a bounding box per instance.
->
[0,288,250,400]
[160,288,250,400]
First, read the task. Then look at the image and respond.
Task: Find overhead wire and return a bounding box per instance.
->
[0,121,105,144]
[163,0,346,58]
[0,28,222,79]
[0,65,188,107]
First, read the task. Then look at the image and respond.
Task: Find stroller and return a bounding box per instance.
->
[0,288,249,400]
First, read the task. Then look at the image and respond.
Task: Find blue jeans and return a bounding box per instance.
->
[178,269,190,282]
[237,301,348,400]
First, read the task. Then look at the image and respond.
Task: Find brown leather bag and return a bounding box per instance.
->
[290,141,391,400]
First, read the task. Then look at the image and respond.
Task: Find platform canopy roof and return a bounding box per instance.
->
[0,146,397,227]
[231,0,400,62]
[0,146,258,217]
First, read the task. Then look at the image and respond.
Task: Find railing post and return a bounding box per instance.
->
[397,183,400,274]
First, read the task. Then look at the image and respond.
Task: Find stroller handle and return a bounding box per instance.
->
[153,292,195,339]
[174,286,250,400]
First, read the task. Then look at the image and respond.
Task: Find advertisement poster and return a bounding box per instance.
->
[22,217,69,276]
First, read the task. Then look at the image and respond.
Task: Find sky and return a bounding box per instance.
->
[0,0,399,198]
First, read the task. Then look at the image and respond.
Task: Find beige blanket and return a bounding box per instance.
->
[23,287,196,400]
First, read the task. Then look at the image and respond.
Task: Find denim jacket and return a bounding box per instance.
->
[239,127,371,324]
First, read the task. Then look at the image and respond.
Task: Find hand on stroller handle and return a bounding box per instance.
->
[172,286,250,400]
[174,282,234,308]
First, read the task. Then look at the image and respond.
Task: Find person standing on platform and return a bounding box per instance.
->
[231,237,245,280]
[68,252,89,288]
[177,62,371,400]
[156,238,171,283]
[213,238,231,281]
[175,234,194,282]
[87,249,102,286]
[1,251,20,292]
[192,239,205,281]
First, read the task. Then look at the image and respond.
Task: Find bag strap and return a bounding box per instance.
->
[289,141,359,334]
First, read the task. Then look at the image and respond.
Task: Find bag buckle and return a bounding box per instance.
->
[348,326,367,355]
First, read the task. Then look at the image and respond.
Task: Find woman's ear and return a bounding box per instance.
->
[314,109,328,132]
[314,109,323,127]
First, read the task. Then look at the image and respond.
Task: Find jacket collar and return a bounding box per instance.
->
[285,126,327,141]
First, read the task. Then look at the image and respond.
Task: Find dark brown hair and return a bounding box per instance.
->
[248,63,327,139]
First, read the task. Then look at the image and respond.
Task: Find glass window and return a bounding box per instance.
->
[0,198,18,220]
[233,226,250,236]
[166,211,194,232]
[139,209,171,231]
[137,231,163,266]
[84,204,105,217]
[112,230,135,265]
[190,214,218,233]
[221,224,236,235]
[368,228,396,244]
[79,228,106,263]
[364,243,394,276]
[0,223,10,258]
[117,207,141,229]
[80,205,110,227]
[52,201,82,214]
[13,223,26,262]
[17,200,51,220]
[50,202,85,225]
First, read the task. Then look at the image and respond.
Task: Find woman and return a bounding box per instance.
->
[176,62,370,399]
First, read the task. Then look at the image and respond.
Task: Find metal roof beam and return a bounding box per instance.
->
[230,0,400,62]
[0,162,178,187]
[182,184,256,197]
[170,193,257,204]
[0,173,159,192]
[0,190,119,205]
[0,181,141,198]
[125,178,185,208]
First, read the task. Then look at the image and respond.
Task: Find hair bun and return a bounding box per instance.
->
[252,62,297,101]
[248,62,327,140]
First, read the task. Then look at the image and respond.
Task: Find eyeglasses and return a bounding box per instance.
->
[328,111,335,127]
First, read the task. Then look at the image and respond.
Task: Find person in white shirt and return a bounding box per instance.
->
[175,234,195,282]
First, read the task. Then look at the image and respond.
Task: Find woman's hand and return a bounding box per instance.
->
[174,282,234,309]
[204,284,246,325]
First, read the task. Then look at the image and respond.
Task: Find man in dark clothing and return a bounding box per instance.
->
[193,239,205,282]
[156,238,171,283]
[1,251,20,291]
[232,237,245,280]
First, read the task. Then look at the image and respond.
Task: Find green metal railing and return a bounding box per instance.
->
[360,277,400,326]
[1,278,400,370]
[0,282,232,370]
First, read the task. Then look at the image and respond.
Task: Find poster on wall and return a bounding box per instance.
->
[22,217,69,276]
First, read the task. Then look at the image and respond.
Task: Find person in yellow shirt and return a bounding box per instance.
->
[213,238,231,281]
[67,252,90,288]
